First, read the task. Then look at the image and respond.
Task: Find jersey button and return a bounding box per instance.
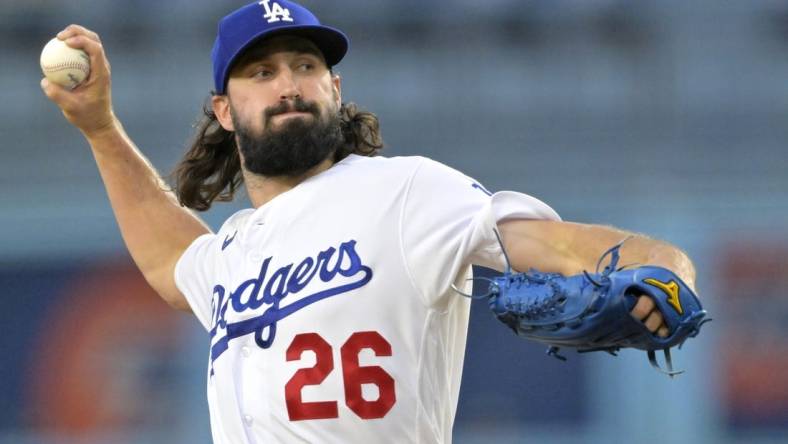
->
[243,414,254,427]
[246,251,264,262]
[241,346,251,357]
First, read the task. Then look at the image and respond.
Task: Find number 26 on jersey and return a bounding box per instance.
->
[285,331,396,421]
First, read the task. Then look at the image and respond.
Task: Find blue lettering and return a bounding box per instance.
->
[317,247,338,281]
[230,257,270,312]
[263,263,291,304]
[337,240,362,277]
[287,257,314,293]
[211,285,227,333]
[208,239,373,368]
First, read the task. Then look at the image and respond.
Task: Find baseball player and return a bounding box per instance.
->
[41,1,696,443]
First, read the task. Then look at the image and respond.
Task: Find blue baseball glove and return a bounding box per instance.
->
[460,234,710,376]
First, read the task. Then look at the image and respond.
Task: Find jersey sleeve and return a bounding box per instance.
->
[173,209,254,331]
[400,158,560,306]
[174,233,219,331]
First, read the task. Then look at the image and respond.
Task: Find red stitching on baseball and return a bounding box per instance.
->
[42,61,89,74]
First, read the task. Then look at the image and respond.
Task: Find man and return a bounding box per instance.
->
[41,1,696,443]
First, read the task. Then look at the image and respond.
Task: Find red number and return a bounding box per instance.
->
[341,331,396,419]
[284,331,397,421]
[285,333,338,421]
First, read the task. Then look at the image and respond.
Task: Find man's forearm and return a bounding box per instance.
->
[87,119,210,303]
[604,230,696,290]
[40,26,207,310]
[498,219,697,289]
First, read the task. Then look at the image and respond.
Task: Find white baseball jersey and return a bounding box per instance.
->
[175,154,560,444]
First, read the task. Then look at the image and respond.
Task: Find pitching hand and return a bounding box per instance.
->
[40,25,115,137]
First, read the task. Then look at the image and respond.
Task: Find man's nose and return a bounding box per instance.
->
[277,69,301,101]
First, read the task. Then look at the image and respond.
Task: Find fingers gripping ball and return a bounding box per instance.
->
[40,38,90,89]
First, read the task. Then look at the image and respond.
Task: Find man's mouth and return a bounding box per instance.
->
[273,111,312,119]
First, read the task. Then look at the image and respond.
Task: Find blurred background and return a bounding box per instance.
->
[2,0,787,443]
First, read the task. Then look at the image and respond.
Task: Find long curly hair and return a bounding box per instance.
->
[172,100,384,211]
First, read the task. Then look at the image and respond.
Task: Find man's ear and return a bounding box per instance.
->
[212,95,235,131]
[332,74,342,109]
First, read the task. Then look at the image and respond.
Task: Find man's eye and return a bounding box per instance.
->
[253,69,273,78]
[297,63,314,72]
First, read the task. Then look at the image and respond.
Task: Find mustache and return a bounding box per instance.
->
[264,98,320,121]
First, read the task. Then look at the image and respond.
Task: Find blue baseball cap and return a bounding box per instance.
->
[211,0,349,95]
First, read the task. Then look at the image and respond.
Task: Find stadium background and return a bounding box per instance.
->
[1,0,786,443]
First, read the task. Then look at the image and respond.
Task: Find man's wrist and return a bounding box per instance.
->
[82,114,121,142]
[647,244,697,290]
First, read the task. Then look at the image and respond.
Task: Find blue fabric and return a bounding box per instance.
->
[486,242,709,375]
[212,0,349,94]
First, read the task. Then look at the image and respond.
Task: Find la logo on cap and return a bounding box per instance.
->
[259,0,294,23]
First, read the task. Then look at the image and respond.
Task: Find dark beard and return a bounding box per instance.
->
[233,99,344,177]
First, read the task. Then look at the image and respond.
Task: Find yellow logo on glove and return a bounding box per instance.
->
[644,278,683,315]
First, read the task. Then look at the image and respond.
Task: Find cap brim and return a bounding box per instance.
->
[224,24,348,83]
[262,25,348,67]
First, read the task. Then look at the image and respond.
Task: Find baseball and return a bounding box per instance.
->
[40,37,90,89]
